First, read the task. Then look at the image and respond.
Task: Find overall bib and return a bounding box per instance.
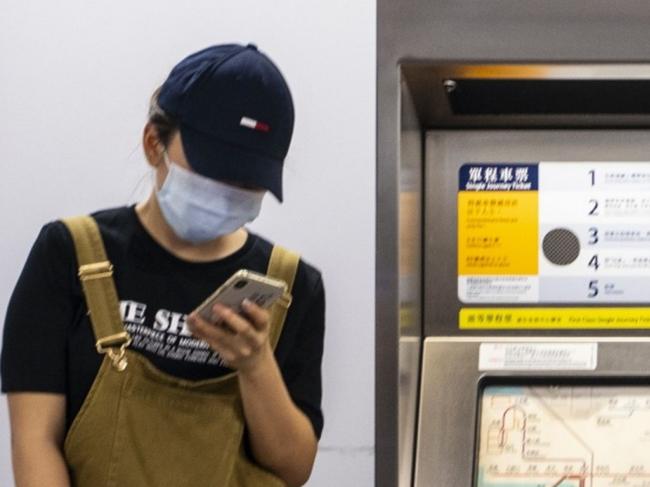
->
[61,216,298,487]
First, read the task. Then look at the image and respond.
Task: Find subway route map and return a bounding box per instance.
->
[477,386,650,487]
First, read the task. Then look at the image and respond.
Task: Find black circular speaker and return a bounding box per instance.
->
[542,228,580,265]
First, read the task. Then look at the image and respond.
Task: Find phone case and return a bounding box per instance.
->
[194,270,287,322]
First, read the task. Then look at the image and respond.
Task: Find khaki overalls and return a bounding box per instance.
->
[61,216,298,487]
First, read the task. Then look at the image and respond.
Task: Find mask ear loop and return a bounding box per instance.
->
[152,150,172,192]
[161,149,172,168]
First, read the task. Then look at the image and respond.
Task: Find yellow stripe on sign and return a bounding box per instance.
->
[460,308,650,329]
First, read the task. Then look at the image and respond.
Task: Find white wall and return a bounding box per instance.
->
[0,1,375,485]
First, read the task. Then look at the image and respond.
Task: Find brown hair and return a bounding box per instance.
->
[147,86,179,148]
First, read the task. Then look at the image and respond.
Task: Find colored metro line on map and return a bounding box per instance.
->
[476,385,650,487]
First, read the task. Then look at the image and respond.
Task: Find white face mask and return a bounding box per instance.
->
[155,152,265,244]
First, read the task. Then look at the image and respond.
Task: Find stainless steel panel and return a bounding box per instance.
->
[376,75,401,487]
[424,130,650,337]
[398,78,423,487]
[399,337,421,487]
[378,2,650,485]
[379,1,650,64]
[414,337,650,487]
[399,79,422,339]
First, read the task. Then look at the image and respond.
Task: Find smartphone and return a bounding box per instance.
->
[193,270,288,322]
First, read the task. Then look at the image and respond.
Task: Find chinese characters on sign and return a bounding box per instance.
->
[458,162,650,329]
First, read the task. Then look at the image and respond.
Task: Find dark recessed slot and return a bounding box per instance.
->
[447,79,650,115]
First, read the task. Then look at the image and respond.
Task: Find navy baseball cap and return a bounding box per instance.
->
[157,43,294,201]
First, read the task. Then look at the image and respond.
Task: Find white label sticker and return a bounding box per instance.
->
[478,342,598,371]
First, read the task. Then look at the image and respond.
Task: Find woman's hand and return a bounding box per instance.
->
[188,298,317,486]
[186,299,272,373]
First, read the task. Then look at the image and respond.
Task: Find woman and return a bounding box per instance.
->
[1,43,324,487]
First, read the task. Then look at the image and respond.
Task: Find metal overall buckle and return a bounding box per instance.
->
[78,261,114,281]
[96,332,132,372]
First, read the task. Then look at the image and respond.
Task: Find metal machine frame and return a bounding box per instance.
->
[378,8,650,481]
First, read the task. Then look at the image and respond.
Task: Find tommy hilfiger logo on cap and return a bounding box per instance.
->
[240,116,271,133]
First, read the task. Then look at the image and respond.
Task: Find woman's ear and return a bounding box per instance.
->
[142,122,165,167]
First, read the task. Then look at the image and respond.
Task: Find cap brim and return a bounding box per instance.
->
[179,122,284,202]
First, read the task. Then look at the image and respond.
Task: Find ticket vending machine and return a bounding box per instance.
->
[376,5,650,487]
[399,65,650,487]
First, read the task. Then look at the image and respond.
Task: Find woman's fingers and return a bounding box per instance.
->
[241,299,270,331]
[212,303,254,336]
[186,302,271,371]
[189,311,249,347]
[188,317,243,362]
[187,314,242,364]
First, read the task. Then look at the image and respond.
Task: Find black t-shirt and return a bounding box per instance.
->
[1,205,324,438]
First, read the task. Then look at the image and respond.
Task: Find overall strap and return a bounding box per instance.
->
[266,245,300,348]
[62,215,131,371]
